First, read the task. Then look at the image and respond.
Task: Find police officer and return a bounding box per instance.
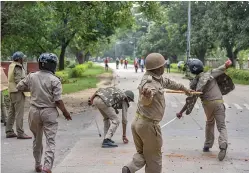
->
[89,87,134,148]
[5,51,32,139]
[123,53,192,173]
[116,57,120,69]
[177,59,233,161]
[16,53,72,173]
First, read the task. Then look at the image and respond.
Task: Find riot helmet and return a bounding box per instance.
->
[145,53,166,70]
[188,59,204,75]
[12,51,26,61]
[38,53,58,74]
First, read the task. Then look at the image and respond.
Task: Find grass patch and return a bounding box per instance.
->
[81,65,112,77]
[165,68,182,74]
[62,77,98,94]
[62,65,112,94]
[229,78,249,85]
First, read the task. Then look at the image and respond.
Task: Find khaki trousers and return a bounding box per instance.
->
[126,117,162,173]
[93,97,120,139]
[1,92,7,122]
[29,106,58,170]
[6,92,25,136]
[203,102,228,148]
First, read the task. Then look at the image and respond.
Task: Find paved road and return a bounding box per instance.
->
[1,63,249,173]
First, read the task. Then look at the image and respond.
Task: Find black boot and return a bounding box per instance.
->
[109,139,115,143]
[122,166,131,173]
[203,146,210,152]
[102,139,118,148]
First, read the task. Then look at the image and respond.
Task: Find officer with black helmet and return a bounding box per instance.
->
[6,51,32,139]
[177,58,233,161]
[16,53,72,173]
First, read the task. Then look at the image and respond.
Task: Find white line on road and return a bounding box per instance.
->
[233,103,243,110]
[243,104,249,110]
[171,102,178,108]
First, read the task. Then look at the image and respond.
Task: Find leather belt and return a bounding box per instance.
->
[202,99,224,105]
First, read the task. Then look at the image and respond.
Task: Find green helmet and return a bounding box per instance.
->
[124,90,134,102]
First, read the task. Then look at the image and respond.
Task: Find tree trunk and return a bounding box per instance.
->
[85,51,90,62]
[59,45,66,70]
[76,51,84,64]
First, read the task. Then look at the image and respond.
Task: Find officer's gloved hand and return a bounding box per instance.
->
[115,109,119,114]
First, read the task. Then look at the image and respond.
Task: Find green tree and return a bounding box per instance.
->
[206,1,249,65]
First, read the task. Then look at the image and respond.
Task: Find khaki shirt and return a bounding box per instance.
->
[197,65,226,101]
[1,66,8,91]
[137,71,188,122]
[8,62,26,93]
[16,70,62,108]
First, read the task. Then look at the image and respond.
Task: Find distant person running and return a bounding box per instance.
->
[116,58,120,69]
[104,58,109,71]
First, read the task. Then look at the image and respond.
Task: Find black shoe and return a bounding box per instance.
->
[122,166,131,173]
[109,139,115,143]
[1,120,3,123]
[6,132,17,138]
[102,139,118,148]
[203,146,210,152]
[218,143,228,161]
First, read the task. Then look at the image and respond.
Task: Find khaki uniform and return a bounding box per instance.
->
[1,92,7,123]
[126,71,188,173]
[6,62,27,136]
[1,67,8,123]
[185,65,234,149]
[198,65,230,148]
[92,87,128,139]
[16,70,62,170]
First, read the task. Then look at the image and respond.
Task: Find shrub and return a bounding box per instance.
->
[204,66,212,72]
[65,60,70,67]
[87,61,93,68]
[170,63,178,69]
[226,68,249,83]
[55,71,69,84]
[70,64,89,78]
[67,63,76,68]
